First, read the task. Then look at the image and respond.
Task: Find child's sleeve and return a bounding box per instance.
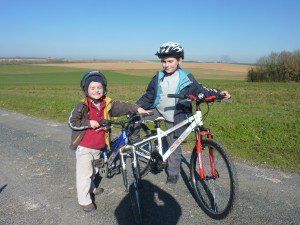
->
[136,75,156,109]
[68,103,90,130]
[110,101,139,117]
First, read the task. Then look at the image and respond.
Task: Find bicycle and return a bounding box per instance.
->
[92,115,152,179]
[131,93,238,220]
[92,115,152,224]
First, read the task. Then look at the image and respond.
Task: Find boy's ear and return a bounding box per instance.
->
[178,57,183,64]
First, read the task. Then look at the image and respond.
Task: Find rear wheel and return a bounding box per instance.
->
[190,139,238,219]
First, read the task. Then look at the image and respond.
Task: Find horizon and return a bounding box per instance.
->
[1,0,299,63]
[0,56,256,64]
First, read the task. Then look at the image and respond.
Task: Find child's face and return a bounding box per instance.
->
[87,82,104,100]
[161,57,182,74]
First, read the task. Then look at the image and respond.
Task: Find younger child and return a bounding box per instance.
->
[68,70,148,212]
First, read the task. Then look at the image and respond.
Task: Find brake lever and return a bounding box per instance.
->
[222,98,232,103]
[178,99,192,104]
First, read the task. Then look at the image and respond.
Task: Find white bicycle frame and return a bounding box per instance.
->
[133,110,204,161]
[119,145,138,171]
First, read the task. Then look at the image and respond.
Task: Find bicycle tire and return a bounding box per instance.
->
[190,138,238,219]
[125,155,143,224]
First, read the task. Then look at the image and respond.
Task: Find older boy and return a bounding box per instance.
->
[136,42,231,184]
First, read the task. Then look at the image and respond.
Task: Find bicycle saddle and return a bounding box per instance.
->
[154,117,165,122]
[153,117,165,128]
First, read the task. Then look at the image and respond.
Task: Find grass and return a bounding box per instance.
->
[115,68,247,80]
[0,64,299,172]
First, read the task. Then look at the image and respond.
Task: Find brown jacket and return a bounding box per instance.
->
[68,96,139,150]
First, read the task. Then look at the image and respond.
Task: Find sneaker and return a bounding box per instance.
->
[81,203,95,212]
[166,175,179,184]
[93,187,104,196]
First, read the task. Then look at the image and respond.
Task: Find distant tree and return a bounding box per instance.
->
[247,50,300,82]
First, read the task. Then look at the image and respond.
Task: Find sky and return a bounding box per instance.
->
[1,0,299,63]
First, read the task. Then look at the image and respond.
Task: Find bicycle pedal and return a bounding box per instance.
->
[107,167,121,178]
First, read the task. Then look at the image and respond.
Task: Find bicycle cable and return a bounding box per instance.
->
[202,102,214,121]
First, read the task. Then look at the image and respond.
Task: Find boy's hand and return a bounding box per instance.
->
[137,107,151,115]
[89,120,100,129]
[221,91,231,100]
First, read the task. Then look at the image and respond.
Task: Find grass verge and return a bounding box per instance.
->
[0,64,299,172]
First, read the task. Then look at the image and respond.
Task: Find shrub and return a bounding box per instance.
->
[248,50,300,82]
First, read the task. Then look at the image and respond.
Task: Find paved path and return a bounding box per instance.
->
[0,109,299,225]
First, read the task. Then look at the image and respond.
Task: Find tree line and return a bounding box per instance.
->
[248,50,300,82]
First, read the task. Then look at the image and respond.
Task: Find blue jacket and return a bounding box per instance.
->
[136,69,222,137]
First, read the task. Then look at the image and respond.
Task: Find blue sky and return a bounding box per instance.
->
[1,0,299,63]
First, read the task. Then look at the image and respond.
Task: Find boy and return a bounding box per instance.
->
[68,70,148,212]
[136,42,231,184]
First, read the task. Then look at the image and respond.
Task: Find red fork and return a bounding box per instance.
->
[209,147,219,178]
[196,132,206,180]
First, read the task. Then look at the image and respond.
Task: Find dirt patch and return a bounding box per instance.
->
[40,61,252,73]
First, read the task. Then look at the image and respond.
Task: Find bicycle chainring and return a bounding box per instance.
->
[149,151,168,174]
[98,163,108,178]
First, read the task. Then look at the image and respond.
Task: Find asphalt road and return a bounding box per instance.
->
[0,109,299,225]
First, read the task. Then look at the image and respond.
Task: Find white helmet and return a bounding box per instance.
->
[155,42,184,59]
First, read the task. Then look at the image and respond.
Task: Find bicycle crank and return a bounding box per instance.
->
[149,151,168,174]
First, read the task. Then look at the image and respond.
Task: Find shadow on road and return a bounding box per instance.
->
[180,156,197,200]
[0,184,7,193]
[115,179,182,225]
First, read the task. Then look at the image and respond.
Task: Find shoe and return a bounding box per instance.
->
[93,187,104,196]
[166,175,179,184]
[81,203,95,212]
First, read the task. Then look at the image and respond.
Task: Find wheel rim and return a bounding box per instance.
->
[192,143,233,215]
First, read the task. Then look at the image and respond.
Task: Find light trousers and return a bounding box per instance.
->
[76,146,100,205]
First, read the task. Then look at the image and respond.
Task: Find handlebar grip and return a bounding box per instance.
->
[205,95,217,103]
[167,94,187,99]
[99,119,111,126]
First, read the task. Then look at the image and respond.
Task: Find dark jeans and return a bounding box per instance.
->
[130,109,182,176]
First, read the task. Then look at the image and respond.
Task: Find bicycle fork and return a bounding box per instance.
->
[196,130,219,180]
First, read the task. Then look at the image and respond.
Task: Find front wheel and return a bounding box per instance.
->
[121,154,143,224]
[190,139,238,219]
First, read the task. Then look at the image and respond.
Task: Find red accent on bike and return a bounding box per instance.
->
[205,95,217,103]
[198,130,218,179]
[209,147,219,178]
[200,130,213,139]
[188,94,199,101]
[196,132,206,180]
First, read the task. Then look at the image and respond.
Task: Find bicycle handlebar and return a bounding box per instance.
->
[167,94,222,103]
[99,112,154,130]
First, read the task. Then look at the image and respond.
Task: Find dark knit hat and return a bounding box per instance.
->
[80,70,107,95]
[84,75,106,94]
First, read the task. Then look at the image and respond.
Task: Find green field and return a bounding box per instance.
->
[0,64,299,172]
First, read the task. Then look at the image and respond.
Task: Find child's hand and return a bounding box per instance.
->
[89,120,100,129]
[221,91,231,99]
[137,107,151,115]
